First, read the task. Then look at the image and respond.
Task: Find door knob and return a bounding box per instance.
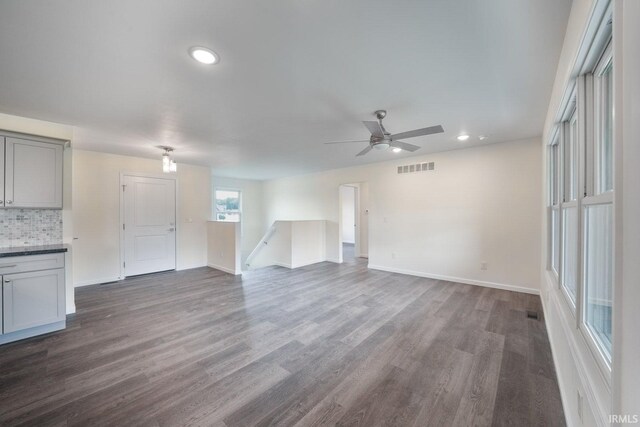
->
[168,228,175,232]
[0,200,4,205]
[6,200,12,204]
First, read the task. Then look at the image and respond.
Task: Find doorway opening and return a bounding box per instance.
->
[339,183,368,263]
[120,173,177,278]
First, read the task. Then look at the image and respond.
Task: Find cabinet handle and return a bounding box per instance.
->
[0,265,17,269]
[4,280,11,283]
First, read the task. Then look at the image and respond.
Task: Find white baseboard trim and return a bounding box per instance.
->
[207,263,242,275]
[291,259,326,269]
[176,263,207,271]
[74,276,121,288]
[367,264,539,295]
[326,257,341,264]
[66,303,76,315]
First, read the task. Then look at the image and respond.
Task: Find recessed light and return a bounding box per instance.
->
[188,46,219,65]
[392,147,402,153]
[457,134,470,141]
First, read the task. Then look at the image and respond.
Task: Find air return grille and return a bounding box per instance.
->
[397,162,435,174]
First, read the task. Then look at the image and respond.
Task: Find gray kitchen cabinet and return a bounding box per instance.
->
[2,268,65,334]
[0,251,66,344]
[4,136,63,208]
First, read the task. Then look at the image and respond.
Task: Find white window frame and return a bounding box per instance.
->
[546,28,614,380]
[547,130,561,279]
[559,99,579,313]
[593,41,614,196]
[214,187,242,224]
[579,38,614,372]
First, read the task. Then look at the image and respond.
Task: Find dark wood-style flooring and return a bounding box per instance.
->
[0,257,565,426]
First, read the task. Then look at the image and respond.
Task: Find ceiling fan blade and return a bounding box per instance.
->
[324,139,370,145]
[356,146,373,157]
[362,121,385,138]
[390,140,421,152]
[391,125,444,140]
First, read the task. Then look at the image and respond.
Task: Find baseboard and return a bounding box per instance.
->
[367,264,539,295]
[74,276,121,288]
[66,303,76,315]
[274,262,294,268]
[326,257,341,264]
[291,259,326,269]
[207,263,242,275]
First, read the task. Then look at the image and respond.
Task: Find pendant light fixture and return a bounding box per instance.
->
[159,146,177,173]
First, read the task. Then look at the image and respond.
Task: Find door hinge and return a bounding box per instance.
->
[122,184,126,192]
[123,261,126,268]
[123,223,125,230]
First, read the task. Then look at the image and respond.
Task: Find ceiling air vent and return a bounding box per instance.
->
[397,162,435,174]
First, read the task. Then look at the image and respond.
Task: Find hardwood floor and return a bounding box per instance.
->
[0,257,565,426]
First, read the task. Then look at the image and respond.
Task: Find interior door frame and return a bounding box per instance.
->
[338,183,362,263]
[119,171,178,280]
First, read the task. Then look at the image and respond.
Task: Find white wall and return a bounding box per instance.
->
[613,0,640,418]
[291,220,327,268]
[263,138,542,293]
[211,175,264,264]
[248,220,327,270]
[540,0,640,424]
[73,149,211,286]
[340,185,356,244]
[207,221,241,275]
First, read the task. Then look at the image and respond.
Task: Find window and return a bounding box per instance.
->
[595,52,613,194]
[582,41,614,364]
[547,35,614,369]
[549,137,560,276]
[560,106,579,309]
[215,189,241,222]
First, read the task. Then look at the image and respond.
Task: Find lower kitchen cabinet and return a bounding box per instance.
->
[3,269,65,333]
[0,251,67,344]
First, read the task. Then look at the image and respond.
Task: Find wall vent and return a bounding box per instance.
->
[397,162,435,174]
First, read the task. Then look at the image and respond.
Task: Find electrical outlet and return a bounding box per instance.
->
[481,261,488,270]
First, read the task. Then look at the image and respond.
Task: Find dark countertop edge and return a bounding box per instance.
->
[0,244,69,258]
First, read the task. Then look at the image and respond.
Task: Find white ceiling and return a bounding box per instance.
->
[0,0,572,180]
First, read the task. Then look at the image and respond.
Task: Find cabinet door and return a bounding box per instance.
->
[0,137,4,208]
[3,269,65,333]
[5,137,63,208]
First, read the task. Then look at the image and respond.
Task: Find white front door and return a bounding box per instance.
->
[123,175,176,277]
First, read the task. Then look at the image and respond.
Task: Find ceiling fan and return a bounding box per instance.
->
[324,110,444,156]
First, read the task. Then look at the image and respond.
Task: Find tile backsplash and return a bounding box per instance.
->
[0,209,63,248]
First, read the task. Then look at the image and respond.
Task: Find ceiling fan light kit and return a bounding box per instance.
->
[325,110,444,157]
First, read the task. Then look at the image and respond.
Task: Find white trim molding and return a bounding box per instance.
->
[207,263,242,276]
[367,264,540,295]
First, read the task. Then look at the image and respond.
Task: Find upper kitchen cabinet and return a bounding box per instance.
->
[2,136,64,209]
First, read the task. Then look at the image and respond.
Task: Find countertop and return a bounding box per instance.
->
[0,244,69,258]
